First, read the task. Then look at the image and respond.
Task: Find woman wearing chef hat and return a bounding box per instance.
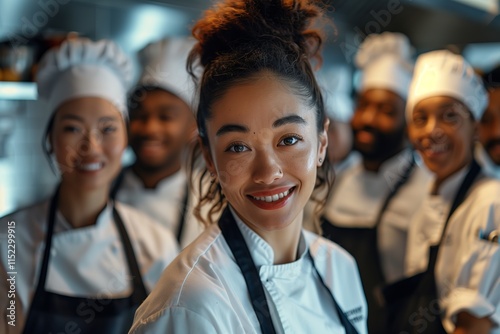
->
[0,38,178,334]
[383,50,500,334]
[112,37,202,248]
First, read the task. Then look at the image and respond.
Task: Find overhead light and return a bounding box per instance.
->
[0,82,37,100]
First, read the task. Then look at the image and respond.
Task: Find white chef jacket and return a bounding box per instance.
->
[405,167,500,333]
[0,199,179,334]
[129,208,368,334]
[476,142,500,179]
[115,168,204,248]
[323,149,432,283]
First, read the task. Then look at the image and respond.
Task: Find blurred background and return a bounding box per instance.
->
[0,0,500,216]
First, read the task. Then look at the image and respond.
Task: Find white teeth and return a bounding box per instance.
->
[252,189,291,202]
[79,162,103,171]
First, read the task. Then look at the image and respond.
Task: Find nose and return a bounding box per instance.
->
[80,129,103,156]
[252,149,283,185]
[141,117,161,135]
[359,106,377,125]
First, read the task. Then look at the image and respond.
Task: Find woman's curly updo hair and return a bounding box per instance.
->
[187,0,334,229]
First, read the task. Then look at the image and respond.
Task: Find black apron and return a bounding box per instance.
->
[321,155,416,334]
[22,187,148,334]
[382,159,481,334]
[218,207,359,334]
[110,167,189,243]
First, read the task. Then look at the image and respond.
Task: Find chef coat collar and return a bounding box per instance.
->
[55,201,113,232]
[475,142,500,179]
[228,206,307,269]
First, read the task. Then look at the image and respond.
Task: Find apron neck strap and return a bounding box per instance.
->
[429,159,481,269]
[374,152,416,227]
[175,184,189,243]
[37,185,148,303]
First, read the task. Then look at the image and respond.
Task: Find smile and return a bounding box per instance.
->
[77,162,104,171]
[251,189,291,202]
[247,187,295,210]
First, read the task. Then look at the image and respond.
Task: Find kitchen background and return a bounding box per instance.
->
[1,0,500,216]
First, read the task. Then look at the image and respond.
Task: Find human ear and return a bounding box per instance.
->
[199,136,216,175]
[317,117,329,167]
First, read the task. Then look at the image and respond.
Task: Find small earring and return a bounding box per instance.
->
[319,158,323,164]
[210,172,215,178]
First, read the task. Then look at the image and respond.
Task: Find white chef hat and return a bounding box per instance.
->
[355,32,414,100]
[37,38,133,117]
[137,37,196,108]
[406,50,488,121]
[316,66,354,123]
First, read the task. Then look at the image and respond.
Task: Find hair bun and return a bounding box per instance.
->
[192,0,323,67]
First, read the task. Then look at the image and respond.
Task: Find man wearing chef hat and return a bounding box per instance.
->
[0,38,178,334]
[112,37,203,248]
[476,65,500,179]
[383,49,500,334]
[321,32,431,334]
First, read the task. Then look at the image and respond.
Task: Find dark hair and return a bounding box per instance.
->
[187,0,334,229]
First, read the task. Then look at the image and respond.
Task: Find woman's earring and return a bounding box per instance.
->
[210,172,215,184]
[319,158,323,164]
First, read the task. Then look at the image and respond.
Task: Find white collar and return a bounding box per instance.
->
[55,201,113,232]
[432,164,469,203]
[124,168,186,194]
[475,142,500,179]
[228,206,308,270]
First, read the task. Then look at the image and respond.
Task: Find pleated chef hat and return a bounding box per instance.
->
[37,38,133,117]
[355,32,414,100]
[137,37,196,108]
[406,50,488,121]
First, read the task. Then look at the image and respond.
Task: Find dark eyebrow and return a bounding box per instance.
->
[216,124,249,137]
[99,116,120,122]
[272,115,306,128]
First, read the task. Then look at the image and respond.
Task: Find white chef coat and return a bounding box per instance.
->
[323,149,432,283]
[0,199,179,334]
[476,142,500,179]
[129,208,368,334]
[115,168,204,248]
[405,167,500,333]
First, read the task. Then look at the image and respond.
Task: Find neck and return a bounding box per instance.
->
[247,212,303,265]
[58,182,109,228]
[132,161,181,189]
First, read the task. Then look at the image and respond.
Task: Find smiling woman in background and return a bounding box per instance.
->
[129,0,367,333]
[0,38,178,334]
[384,50,500,334]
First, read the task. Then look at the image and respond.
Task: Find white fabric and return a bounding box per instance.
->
[406,50,488,121]
[405,168,500,333]
[324,149,432,283]
[476,142,500,179]
[355,32,414,99]
[316,66,354,123]
[36,38,133,115]
[138,37,196,108]
[115,169,204,248]
[129,208,368,334]
[0,200,179,334]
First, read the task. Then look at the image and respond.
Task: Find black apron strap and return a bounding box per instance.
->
[176,185,190,243]
[218,208,277,334]
[373,152,416,227]
[428,158,481,270]
[308,250,359,334]
[112,203,149,302]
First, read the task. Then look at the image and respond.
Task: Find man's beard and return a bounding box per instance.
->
[353,126,406,162]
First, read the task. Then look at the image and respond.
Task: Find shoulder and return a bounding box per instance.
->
[133,224,234,324]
